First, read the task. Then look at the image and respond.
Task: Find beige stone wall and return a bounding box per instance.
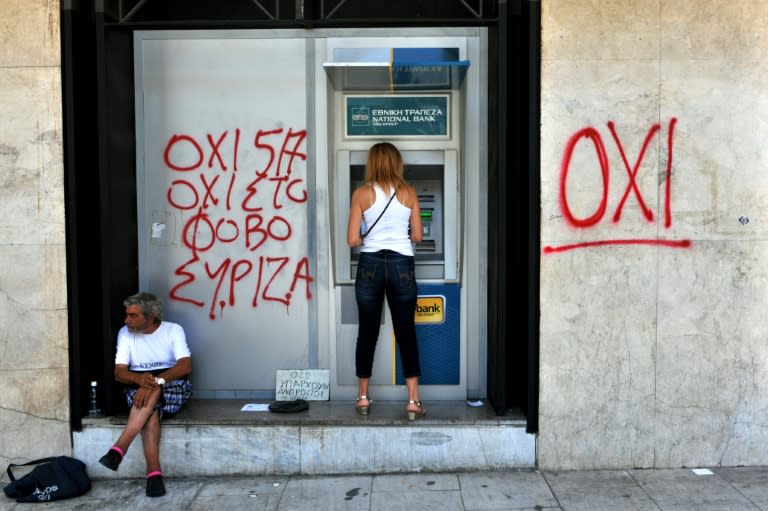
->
[540,0,768,468]
[0,0,70,471]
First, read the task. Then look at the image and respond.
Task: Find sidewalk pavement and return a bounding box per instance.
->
[3,466,768,510]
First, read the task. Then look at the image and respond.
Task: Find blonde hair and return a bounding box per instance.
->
[365,142,408,191]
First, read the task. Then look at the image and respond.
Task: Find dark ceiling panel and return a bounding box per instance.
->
[101,0,497,24]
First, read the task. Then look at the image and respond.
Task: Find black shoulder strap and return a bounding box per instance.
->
[7,457,59,481]
[362,189,396,238]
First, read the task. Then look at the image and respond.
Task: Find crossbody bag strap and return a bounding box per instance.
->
[361,188,396,238]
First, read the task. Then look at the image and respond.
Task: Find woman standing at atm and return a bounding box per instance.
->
[347,142,425,420]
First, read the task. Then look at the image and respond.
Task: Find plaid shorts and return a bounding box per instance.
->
[125,380,192,418]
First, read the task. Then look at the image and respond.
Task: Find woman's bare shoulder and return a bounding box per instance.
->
[400,184,419,207]
[352,183,370,198]
[405,184,420,198]
[353,183,375,208]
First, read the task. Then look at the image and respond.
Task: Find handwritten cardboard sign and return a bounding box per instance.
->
[275,369,330,401]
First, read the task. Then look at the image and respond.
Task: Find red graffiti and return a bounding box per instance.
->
[544,118,691,254]
[245,128,308,210]
[164,127,314,318]
[664,117,677,228]
[607,120,657,223]
[559,127,609,228]
[543,238,691,254]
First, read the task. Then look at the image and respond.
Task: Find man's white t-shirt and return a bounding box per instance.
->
[114,321,191,372]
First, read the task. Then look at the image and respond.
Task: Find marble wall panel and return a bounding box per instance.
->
[2,308,70,370]
[0,405,71,471]
[660,58,768,239]
[0,369,69,420]
[655,241,768,467]
[0,244,66,312]
[661,0,768,61]
[0,0,60,67]
[542,0,661,61]
[0,67,64,241]
[538,247,657,469]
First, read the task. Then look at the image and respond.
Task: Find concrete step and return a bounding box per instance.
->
[74,399,535,478]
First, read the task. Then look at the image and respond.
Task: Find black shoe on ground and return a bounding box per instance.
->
[98,449,122,471]
[146,475,166,497]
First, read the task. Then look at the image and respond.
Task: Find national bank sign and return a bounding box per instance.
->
[346,95,449,138]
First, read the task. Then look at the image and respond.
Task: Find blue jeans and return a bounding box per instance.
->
[355,250,421,379]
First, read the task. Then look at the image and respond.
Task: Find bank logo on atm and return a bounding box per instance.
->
[415,295,445,324]
[351,107,370,126]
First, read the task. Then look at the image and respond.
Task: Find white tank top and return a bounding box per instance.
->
[360,184,414,256]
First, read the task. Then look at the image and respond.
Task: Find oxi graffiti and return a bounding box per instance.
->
[543,118,691,254]
[162,127,314,319]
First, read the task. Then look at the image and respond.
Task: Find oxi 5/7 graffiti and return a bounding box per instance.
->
[161,127,314,319]
[543,118,691,254]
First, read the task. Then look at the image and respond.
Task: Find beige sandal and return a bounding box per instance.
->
[407,400,426,421]
[356,395,372,416]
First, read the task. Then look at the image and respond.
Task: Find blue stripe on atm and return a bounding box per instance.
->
[392,47,461,63]
[390,48,470,90]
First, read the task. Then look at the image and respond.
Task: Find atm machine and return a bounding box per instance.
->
[335,149,460,388]
[324,36,480,401]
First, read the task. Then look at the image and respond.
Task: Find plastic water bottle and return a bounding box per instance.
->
[89,381,102,417]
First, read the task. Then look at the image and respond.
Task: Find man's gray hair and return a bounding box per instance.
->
[123,291,163,322]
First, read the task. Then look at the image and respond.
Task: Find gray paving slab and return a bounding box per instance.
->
[193,475,289,511]
[372,486,465,511]
[372,472,460,491]
[716,466,768,509]
[549,485,660,511]
[544,468,641,490]
[188,494,274,511]
[371,473,465,511]
[629,468,762,510]
[459,470,559,510]
[276,474,372,511]
[543,469,660,511]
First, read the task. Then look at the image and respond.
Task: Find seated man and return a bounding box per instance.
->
[98,291,192,497]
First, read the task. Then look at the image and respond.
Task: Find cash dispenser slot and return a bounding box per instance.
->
[416,240,436,253]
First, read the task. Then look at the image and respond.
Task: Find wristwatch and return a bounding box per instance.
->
[155,377,166,386]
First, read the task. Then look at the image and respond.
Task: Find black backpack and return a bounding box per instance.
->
[3,456,91,503]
